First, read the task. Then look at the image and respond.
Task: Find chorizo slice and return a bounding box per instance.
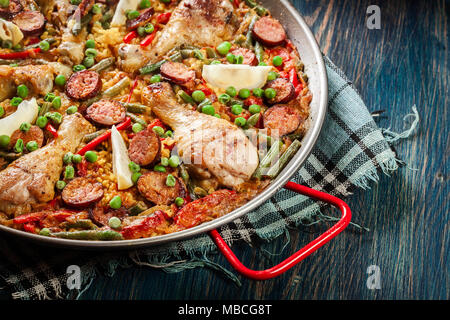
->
[252,16,287,47]
[126,7,154,30]
[62,177,104,208]
[121,211,169,239]
[263,105,302,136]
[65,70,102,100]
[9,125,44,149]
[230,47,258,66]
[12,11,46,37]
[137,171,186,205]
[160,61,195,85]
[0,0,22,19]
[128,126,160,166]
[89,204,128,227]
[263,78,295,104]
[86,99,126,126]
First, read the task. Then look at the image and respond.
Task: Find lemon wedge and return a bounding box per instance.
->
[111,125,133,190]
[202,64,272,91]
[0,98,38,137]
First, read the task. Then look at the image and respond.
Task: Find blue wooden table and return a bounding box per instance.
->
[13,0,448,300]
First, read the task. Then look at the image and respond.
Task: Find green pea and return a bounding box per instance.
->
[144,23,154,34]
[64,165,75,179]
[139,0,152,9]
[192,90,206,103]
[39,228,51,236]
[226,86,237,97]
[25,141,39,152]
[17,84,28,98]
[210,60,221,65]
[83,56,95,68]
[55,75,66,86]
[175,197,184,207]
[84,150,97,163]
[252,88,264,97]
[238,88,251,99]
[91,4,101,14]
[231,104,243,115]
[109,196,122,209]
[45,112,62,124]
[0,0,10,9]
[267,71,278,81]
[85,48,97,57]
[39,40,50,52]
[150,74,161,83]
[44,92,56,102]
[2,40,12,49]
[216,41,231,55]
[131,172,142,184]
[0,135,10,149]
[10,97,22,106]
[226,53,236,64]
[73,64,86,72]
[132,123,144,133]
[12,44,21,52]
[36,116,48,129]
[108,216,121,229]
[164,130,173,138]
[152,126,165,136]
[264,88,277,99]
[168,155,180,168]
[127,10,140,20]
[234,117,247,127]
[66,106,78,114]
[137,26,146,37]
[272,55,283,66]
[128,161,141,173]
[249,104,261,114]
[218,93,231,104]
[235,55,244,64]
[56,180,66,190]
[160,157,169,166]
[166,174,176,187]
[201,105,215,116]
[85,39,96,49]
[258,62,268,66]
[63,152,73,164]
[52,96,62,109]
[214,113,221,118]
[193,49,204,60]
[72,154,83,164]
[0,106,4,117]
[14,139,23,153]
[19,122,30,132]
[154,165,166,173]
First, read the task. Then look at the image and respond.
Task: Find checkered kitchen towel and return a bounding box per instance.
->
[0,56,418,299]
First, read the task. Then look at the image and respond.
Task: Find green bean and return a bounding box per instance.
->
[61,219,98,230]
[265,140,302,178]
[197,98,212,111]
[180,44,199,50]
[38,102,52,117]
[177,90,195,105]
[104,77,131,98]
[72,13,93,36]
[244,0,258,8]
[244,15,259,49]
[139,51,182,75]
[126,112,147,126]
[51,229,124,240]
[205,47,217,59]
[233,34,247,46]
[129,204,147,216]
[180,49,194,59]
[124,103,150,114]
[193,49,204,60]
[82,129,107,143]
[286,132,305,141]
[246,113,260,127]
[254,6,268,16]
[89,57,115,72]
[253,140,283,179]
[0,151,22,160]
[254,41,265,63]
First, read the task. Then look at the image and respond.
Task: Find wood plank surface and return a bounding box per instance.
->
[70,0,450,300]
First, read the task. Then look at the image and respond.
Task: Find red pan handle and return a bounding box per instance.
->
[209,181,351,280]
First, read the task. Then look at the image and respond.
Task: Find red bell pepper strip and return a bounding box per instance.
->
[288,68,303,98]
[233,0,240,8]
[45,123,58,138]
[156,12,171,24]
[76,117,132,156]
[127,78,139,103]
[76,158,88,176]
[148,118,165,130]
[123,31,138,44]
[0,47,41,60]
[23,222,37,233]
[13,211,46,224]
[140,28,158,47]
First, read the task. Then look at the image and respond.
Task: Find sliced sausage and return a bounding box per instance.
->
[160,61,195,85]
[74,0,95,18]
[86,99,126,126]
[263,78,295,104]
[12,11,46,37]
[128,126,160,166]
[126,7,154,30]
[62,177,104,208]
[137,171,186,205]
[263,105,302,136]
[230,47,258,66]
[252,16,286,47]
[65,70,102,100]
[9,125,44,149]
[89,204,128,227]
[0,0,23,19]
